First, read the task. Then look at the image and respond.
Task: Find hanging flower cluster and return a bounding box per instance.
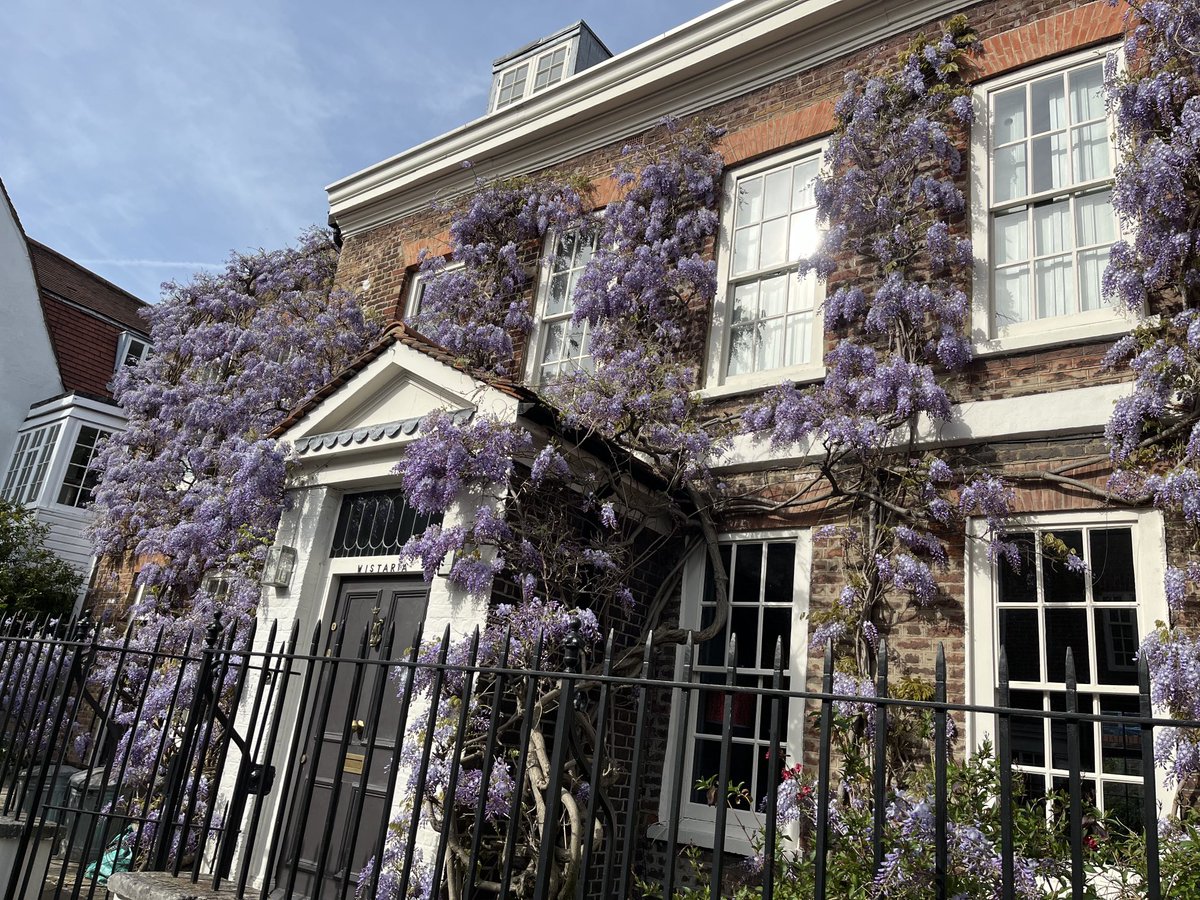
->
[412,176,589,375]
[91,228,379,627]
[554,117,727,483]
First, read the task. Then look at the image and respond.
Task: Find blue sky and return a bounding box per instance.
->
[1,0,722,303]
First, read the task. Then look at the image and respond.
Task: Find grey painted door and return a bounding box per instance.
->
[279,576,429,898]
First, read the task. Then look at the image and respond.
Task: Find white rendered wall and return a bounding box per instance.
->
[0,191,61,469]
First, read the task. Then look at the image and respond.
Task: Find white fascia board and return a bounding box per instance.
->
[327,0,966,237]
[20,393,127,432]
[718,382,1131,472]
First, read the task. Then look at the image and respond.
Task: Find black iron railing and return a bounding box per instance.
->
[0,613,1194,899]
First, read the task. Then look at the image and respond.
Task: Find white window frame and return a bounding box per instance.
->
[531,44,569,94]
[404,262,464,325]
[651,529,811,855]
[2,423,62,505]
[703,143,827,399]
[966,509,1170,822]
[55,424,112,509]
[115,331,152,372]
[493,63,530,111]
[970,45,1135,356]
[525,226,599,387]
[491,40,575,112]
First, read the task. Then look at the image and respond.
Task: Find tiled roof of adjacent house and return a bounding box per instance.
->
[26,240,150,399]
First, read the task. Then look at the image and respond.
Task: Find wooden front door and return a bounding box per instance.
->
[278,576,429,898]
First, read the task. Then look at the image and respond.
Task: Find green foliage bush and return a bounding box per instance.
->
[0,497,80,616]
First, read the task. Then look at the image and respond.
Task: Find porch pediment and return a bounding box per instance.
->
[278,331,520,463]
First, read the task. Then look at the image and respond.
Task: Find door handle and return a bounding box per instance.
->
[350,719,366,740]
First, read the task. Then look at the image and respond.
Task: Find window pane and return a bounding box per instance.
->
[1069,63,1106,123]
[994,266,1030,326]
[1072,123,1111,182]
[792,159,818,208]
[1075,190,1116,246]
[785,313,813,367]
[727,325,754,376]
[1031,133,1068,193]
[999,533,1037,603]
[1046,609,1090,683]
[564,324,587,363]
[1035,256,1073,319]
[1050,692,1096,771]
[731,282,757,325]
[994,86,1027,144]
[993,209,1029,265]
[692,740,755,808]
[736,176,764,226]
[1034,201,1072,256]
[547,273,570,316]
[1030,75,1066,135]
[763,168,791,220]
[731,605,760,668]
[757,318,784,372]
[1094,610,1139,685]
[1090,529,1135,601]
[696,676,727,734]
[789,271,818,312]
[1098,694,1142,776]
[1078,249,1107,312]
[759,274,788,318]
[788,208,819,260]
[764,542,795,601]
[759,217,788,269]
[761,607,791,668]
[541,323,565,364]
[1009,690,1046,767]
[732,543,763,604]
[1000,609,1040,681]
[1042,530,1085,603]
[1103,781,1144,832]
[994,144,1027,202]
[732,227,759,274]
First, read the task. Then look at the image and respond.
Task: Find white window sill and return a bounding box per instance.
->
[972,310,1134,358]
[696,364,825,401]
[646,817,758,858]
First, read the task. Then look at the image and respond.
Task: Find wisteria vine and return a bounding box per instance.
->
[1101,0,1200,785]
[742,17,1015,679]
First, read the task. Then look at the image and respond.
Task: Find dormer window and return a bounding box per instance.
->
[115,331,152,371]
[488,22,612,114]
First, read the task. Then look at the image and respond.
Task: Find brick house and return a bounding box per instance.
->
[0,175,150,598]
[259,0,1167,881]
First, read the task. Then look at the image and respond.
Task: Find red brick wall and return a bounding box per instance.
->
[337,0,1130,393]
[333,0,1143,706]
